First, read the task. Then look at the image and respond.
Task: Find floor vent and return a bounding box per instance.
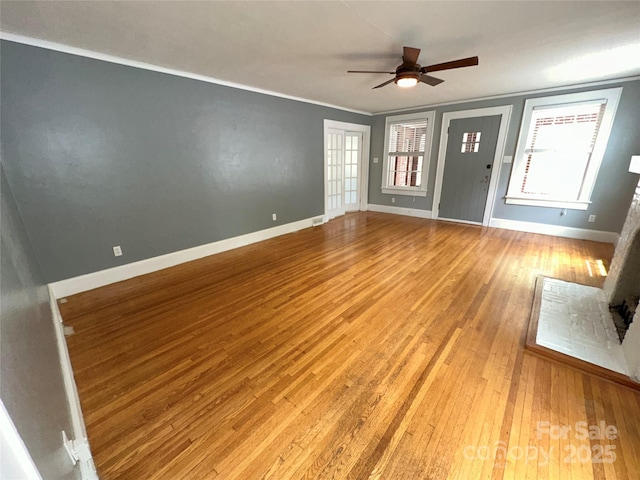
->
[312,216,324,227]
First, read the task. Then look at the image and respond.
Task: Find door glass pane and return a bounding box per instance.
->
[344,133,360,206]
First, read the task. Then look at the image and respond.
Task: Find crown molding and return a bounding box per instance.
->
[4,31,637,119]
[0,32,372,116]
[374,75,640,116]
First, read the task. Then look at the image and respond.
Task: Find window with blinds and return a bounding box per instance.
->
[388,121,427,187]
[381,112,435,196]
[506,87,622,210]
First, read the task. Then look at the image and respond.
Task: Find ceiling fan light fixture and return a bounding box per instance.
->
[348,47,479,90]
[396,75,418,88]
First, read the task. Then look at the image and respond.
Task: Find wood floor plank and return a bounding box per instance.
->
[58,212,638,479]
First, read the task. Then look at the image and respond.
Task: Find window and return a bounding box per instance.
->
[381,111,435,196]
[461,132,481,153]
[506,87,622,210]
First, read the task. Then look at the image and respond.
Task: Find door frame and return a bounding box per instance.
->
[323,120,371,221]
[432,105,512,227]
[0,401,41,479]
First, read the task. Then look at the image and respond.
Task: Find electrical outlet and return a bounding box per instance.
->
[113,246,122,257]
[588,214,596,222]
[503,155,513,164]
[272,213,277,221]
[391,197,395,204]
[373,157,379,164]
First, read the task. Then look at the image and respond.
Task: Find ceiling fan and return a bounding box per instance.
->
[348,46,478,89]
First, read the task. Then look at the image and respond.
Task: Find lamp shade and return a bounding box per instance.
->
[396,77,418,88]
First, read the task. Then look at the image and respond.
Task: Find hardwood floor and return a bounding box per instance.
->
[59,212,640,479]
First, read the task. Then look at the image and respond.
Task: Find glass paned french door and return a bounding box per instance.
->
[324,121,367,221]
[344,132,362,212]
[326,128,344,219]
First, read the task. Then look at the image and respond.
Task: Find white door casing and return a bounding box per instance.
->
[323,120,371,221]
[432,105,512,227]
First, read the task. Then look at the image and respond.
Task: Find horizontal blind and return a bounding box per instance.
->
[388,121,427,155]
[526,102,605,153]
[521,101,606,196]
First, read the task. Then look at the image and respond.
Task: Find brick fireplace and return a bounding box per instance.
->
[604,176,640,380]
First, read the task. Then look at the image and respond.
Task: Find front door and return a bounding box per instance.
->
[439,115,501,223]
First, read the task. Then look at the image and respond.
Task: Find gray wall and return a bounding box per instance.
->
[0,40,371,282]
[3,38,638,287]
[0,165,79,479]
[369,80,640,233]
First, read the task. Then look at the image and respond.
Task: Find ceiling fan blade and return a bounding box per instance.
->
[419,74,444,86]
[348,70,396,74]
[422,56,479,73]
[403,46,421,64]
[373,78,396,89]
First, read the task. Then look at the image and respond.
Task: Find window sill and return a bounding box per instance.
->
[505,196,590,210]
[382,187,427,197]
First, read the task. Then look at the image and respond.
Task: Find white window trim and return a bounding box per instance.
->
[505,87,622,210]
[381,111,435,197]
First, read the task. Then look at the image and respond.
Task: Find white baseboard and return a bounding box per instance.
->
[437,217,483,226]
[489,218,620,245]
[49,217,318,298]
[367,204,433,219]
[48,288,98,480]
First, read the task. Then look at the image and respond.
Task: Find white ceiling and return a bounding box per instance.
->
[1,1,639,114]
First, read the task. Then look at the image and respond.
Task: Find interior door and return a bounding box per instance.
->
[344,132,362,212]
[439,115,501,223]
[326,128,345,219]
